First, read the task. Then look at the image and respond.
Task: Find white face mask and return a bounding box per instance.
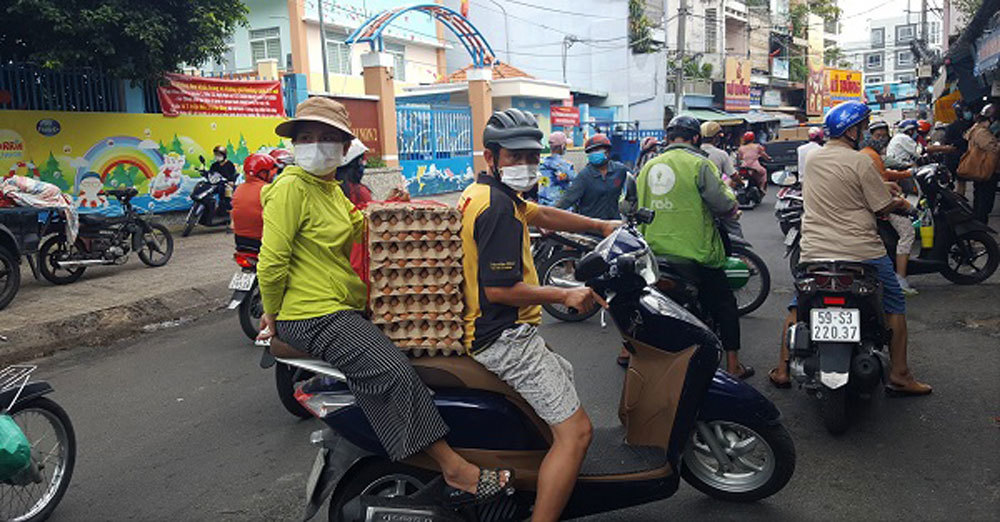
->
[295,142,344,177]
[498,164,539,193]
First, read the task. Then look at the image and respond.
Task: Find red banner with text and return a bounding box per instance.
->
[157,73,285,117]
[550,106,580,127]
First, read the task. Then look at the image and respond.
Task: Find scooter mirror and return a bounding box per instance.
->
[619,173,639,218]
[199,155,206,165]
[771,170,797,186]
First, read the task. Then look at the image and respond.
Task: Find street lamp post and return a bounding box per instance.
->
[487,0,512,63]
[318,0,330,93]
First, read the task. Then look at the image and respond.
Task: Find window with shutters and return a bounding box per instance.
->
[704,8,718,54]
[249,27,281,65]
[325,31,352,75]
[896,50,913,67]
[385,43,406,82]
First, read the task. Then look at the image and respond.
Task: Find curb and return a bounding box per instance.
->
[0,281,229,364]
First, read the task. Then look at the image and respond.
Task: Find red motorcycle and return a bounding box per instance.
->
[227,236,261,341]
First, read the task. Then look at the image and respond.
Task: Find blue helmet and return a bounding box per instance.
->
[897,119,919,132]
[824,101,872,138]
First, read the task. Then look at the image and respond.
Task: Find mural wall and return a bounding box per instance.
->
[0,110,288,216]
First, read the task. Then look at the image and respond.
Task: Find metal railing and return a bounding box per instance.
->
[0,63,123,112]
[396,105,472,161]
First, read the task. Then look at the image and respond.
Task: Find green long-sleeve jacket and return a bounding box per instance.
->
[257,166,367,320]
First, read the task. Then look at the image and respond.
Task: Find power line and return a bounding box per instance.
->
[498,0,626,20]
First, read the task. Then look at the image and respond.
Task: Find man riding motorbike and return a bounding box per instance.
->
[209,145,239,210]
[796,127,825,180]
[862,120,918,295]
[768,101,931,396]
[556,133,628,220]
[738,131,771,193]
[231,153,278,246]
[458,107,618,522]
[886,119,921,171]
[537,131,576,206]
[627,115,754,380]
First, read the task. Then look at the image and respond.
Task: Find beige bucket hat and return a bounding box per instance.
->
[275,97,355,140]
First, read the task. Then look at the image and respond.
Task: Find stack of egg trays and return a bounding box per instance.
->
[366,203,465,357]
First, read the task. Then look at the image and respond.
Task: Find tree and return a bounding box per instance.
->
[38,152,69,191]
[790,0,842,39]
[628,0,660,54]
[824,47,852,69]
[170,134,184,156]
[953,0,983,18]
[107,164,133,188]
[0,1,248,80]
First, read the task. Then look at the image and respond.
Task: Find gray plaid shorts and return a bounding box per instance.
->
[473,324,581,425]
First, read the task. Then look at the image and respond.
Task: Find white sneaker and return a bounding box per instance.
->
[897,275,918,296]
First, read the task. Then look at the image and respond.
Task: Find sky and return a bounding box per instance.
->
[838,0,944,44]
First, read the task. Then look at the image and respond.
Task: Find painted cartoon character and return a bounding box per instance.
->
[76,171,107,208]
[150,152,185,200]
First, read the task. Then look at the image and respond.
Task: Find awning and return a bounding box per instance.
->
[742,111,780,124]
[682,109,744,126]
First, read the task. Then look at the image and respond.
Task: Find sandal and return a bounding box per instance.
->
[768,368,791,389]
[729,365,755,380]
[885,381,932,397]
[442,468,514,509]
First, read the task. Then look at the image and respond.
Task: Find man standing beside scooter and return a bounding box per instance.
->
[631,115,754,380]
[768,101,931,396]
[459,108,618,522]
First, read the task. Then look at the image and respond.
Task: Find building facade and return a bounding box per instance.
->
[842,14,944,87]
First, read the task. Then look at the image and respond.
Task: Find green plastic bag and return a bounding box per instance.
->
[0,414,31,479]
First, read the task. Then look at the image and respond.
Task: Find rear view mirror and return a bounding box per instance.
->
[575,251,609,282]
[619,173,639,218]
[771,170,797,186]
[199,155,206,165]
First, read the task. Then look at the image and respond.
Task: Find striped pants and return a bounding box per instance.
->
[276,311,449,461]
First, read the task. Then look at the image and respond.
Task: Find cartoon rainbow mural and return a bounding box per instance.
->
[79,136,162,183]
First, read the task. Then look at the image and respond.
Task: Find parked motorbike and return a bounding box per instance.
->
[0,363,76,521]
[37,189,173,284]
[733,167,764,210]
[278,177,795,522]
[772,171,803,275]
[879,162,998,284]
[787,260,891,434]
[182,156,232,237]
[228,236,263,341]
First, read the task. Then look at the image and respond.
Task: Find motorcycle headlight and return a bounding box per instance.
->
[635,248,660,285]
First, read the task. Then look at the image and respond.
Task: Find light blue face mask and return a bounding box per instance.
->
[588,151,608,165]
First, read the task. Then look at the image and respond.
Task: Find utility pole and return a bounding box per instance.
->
[674,0,688,116]
[318,0,330,93]
[943,0,951,53]
[920,0,928,45]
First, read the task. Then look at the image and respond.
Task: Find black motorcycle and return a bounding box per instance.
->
[772,171,804,275]
[182,156,232,237]
[0,363,76,521]
[733,166,764,210]
[228,236,263,341]
[787,260,890,434]
[532,230,602,322]
[879,162,998,285]
[37,189,173,284]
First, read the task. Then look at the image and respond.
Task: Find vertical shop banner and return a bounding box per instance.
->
[806,14,826,116]
[550,106,580,127]
[824,69,863,111]
[157,73,285,117]
[327,96,380,160]
[725,58,751,112]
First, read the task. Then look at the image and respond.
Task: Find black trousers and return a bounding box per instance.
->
[972,174,998,223]
[672,263,741,352]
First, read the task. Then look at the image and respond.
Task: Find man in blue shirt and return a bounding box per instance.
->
[537,131,576,206]
[556,133,628,220]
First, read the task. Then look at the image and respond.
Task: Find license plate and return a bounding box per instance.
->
[784,228,799,246]
[229,271,255,291]
[811,308,860,342]
[304,447,328,502]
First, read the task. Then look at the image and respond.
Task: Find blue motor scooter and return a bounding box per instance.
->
[277,176,796,521]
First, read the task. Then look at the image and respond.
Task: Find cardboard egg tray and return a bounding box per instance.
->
[365,203,466,356]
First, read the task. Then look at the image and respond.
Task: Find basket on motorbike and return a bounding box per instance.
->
[364,202,467,357]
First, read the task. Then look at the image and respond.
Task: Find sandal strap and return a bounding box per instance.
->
[475,468,511,499]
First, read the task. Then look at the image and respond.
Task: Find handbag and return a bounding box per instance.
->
[956,128,999,182]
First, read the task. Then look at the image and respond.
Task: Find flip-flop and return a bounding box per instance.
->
[885,382,933,397]
[616,355,630,368]
[729,365,755,380]
[442,468,514,509]
[768,368,792,389]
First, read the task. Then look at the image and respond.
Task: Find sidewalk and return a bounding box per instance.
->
[0,191,463,363]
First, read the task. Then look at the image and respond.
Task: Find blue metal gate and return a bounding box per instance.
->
[396,104,474,196]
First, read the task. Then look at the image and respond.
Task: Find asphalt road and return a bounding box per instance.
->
[29,192,1000,521]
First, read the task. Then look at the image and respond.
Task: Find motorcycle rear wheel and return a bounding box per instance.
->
[238,283,263,341]
[682,419,795,502]
[732,246,770,316]
[0,397,76,522]
[941,230,999,285]
[540,250,600,322]
[0,244,20,311]
[328,460,434,522]
[275,363,314,419]
[137,223,174,267]
[37,236,86,285]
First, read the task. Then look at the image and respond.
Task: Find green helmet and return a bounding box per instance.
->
[723,256,750,290]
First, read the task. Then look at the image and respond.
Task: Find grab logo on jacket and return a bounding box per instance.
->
[646,164,676,196]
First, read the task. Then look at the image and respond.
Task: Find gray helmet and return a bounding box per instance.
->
[666,115,702,136]
[868,120,889,133]
[483,108,544,151]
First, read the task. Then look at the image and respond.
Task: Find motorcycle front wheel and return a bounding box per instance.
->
[941,230,999,285]
[275,363,314,419]
[37,236,87,285]
[540,250,600,322]
[682,419,795,502]
[732,246,770,316]
[182,204,203,237]
[137,223,174,267]
[0,397,76,522]
[238,282,263,341]
[0,244,20,311]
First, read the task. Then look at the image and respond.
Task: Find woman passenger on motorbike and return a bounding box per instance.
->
[737,131,771,193]
[256,97,512,506]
